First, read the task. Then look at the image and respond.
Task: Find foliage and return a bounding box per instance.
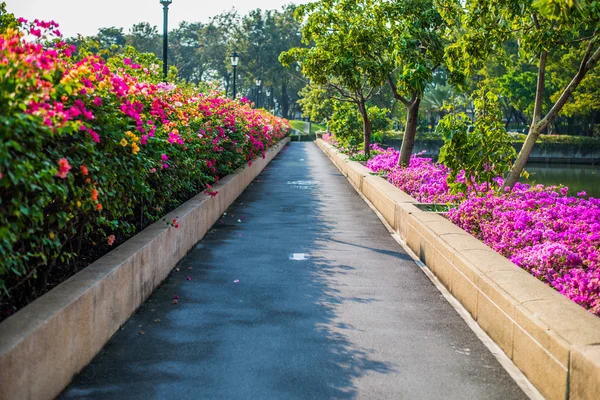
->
[280,0,395,156]
[0,19,288,317]
[328,103,364,148]
[437,90,517,194]
[439,0,600,188]
[297,85,334,124]
[328,103,390,148]
[60,6,304,119]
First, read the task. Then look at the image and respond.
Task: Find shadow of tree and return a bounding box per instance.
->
[61,143,396,400]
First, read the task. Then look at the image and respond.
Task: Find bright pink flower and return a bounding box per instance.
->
[56,158,71,179]
[88,129,100,143]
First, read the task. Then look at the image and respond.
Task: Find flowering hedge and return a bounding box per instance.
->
[0,18,289,315]
[365,146,600,316]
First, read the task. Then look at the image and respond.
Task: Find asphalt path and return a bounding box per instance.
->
[61,142,527,399]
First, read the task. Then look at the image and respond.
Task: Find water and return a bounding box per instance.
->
[523,163,600,198]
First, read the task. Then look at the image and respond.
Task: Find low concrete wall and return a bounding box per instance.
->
[316,139,600,400]
[0,138,290,400]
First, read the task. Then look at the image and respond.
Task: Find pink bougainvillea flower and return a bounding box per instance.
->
[161,154,168,161]
[88,129,100,143]
[360,145,600,316]
[56,158,71,178]
[107,235,115,246]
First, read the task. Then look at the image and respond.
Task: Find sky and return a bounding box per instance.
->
[6,0,311,38]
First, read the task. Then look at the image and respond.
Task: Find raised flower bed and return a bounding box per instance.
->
[365,146,600,316]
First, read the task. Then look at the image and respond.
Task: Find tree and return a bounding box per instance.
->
[281,0,394,157]
[281,0,447,160]
[96,27,126,48]
[126,23,160,55]
[440,0,600,189]
[380,0,447,166]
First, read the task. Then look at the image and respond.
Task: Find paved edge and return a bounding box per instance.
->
[0,137,290,400]
[315,138,600,400]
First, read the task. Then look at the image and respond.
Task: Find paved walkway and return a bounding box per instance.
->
[61,143,527,399]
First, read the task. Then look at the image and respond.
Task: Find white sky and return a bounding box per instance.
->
[6,0,311,38]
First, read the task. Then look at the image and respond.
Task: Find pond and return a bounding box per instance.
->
[523,163,600,198]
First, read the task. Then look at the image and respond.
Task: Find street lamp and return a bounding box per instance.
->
[265,88,271,111]
[255,78,261,108]
[230,51,239,99]
[160,0,172,80]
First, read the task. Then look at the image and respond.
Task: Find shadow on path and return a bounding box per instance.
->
[61,143,527,400]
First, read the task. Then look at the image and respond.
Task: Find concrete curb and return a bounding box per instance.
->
[0,137,290,400]
[315,139,600,400]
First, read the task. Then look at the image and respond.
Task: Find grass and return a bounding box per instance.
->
[289,120,326,135]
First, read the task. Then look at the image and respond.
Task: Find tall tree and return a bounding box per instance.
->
[126,23,160,55]
[280,0,392,157]
[96,27,126,48]
[380,0,447,166]
[440,0,600,189]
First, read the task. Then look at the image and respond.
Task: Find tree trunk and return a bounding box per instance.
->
[358,102,372,158]
[502,41,598,189]
[502,124,542,189]
[398,98,421,167]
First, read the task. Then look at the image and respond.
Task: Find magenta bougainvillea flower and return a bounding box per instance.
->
[365,145,600,316]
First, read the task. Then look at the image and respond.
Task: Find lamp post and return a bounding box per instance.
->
[265,88,271,112]
[255,78,261,108]
[230,51,239,99]
[160,0,172,80]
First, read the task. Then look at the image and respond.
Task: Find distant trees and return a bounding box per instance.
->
[71,6,305,119]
